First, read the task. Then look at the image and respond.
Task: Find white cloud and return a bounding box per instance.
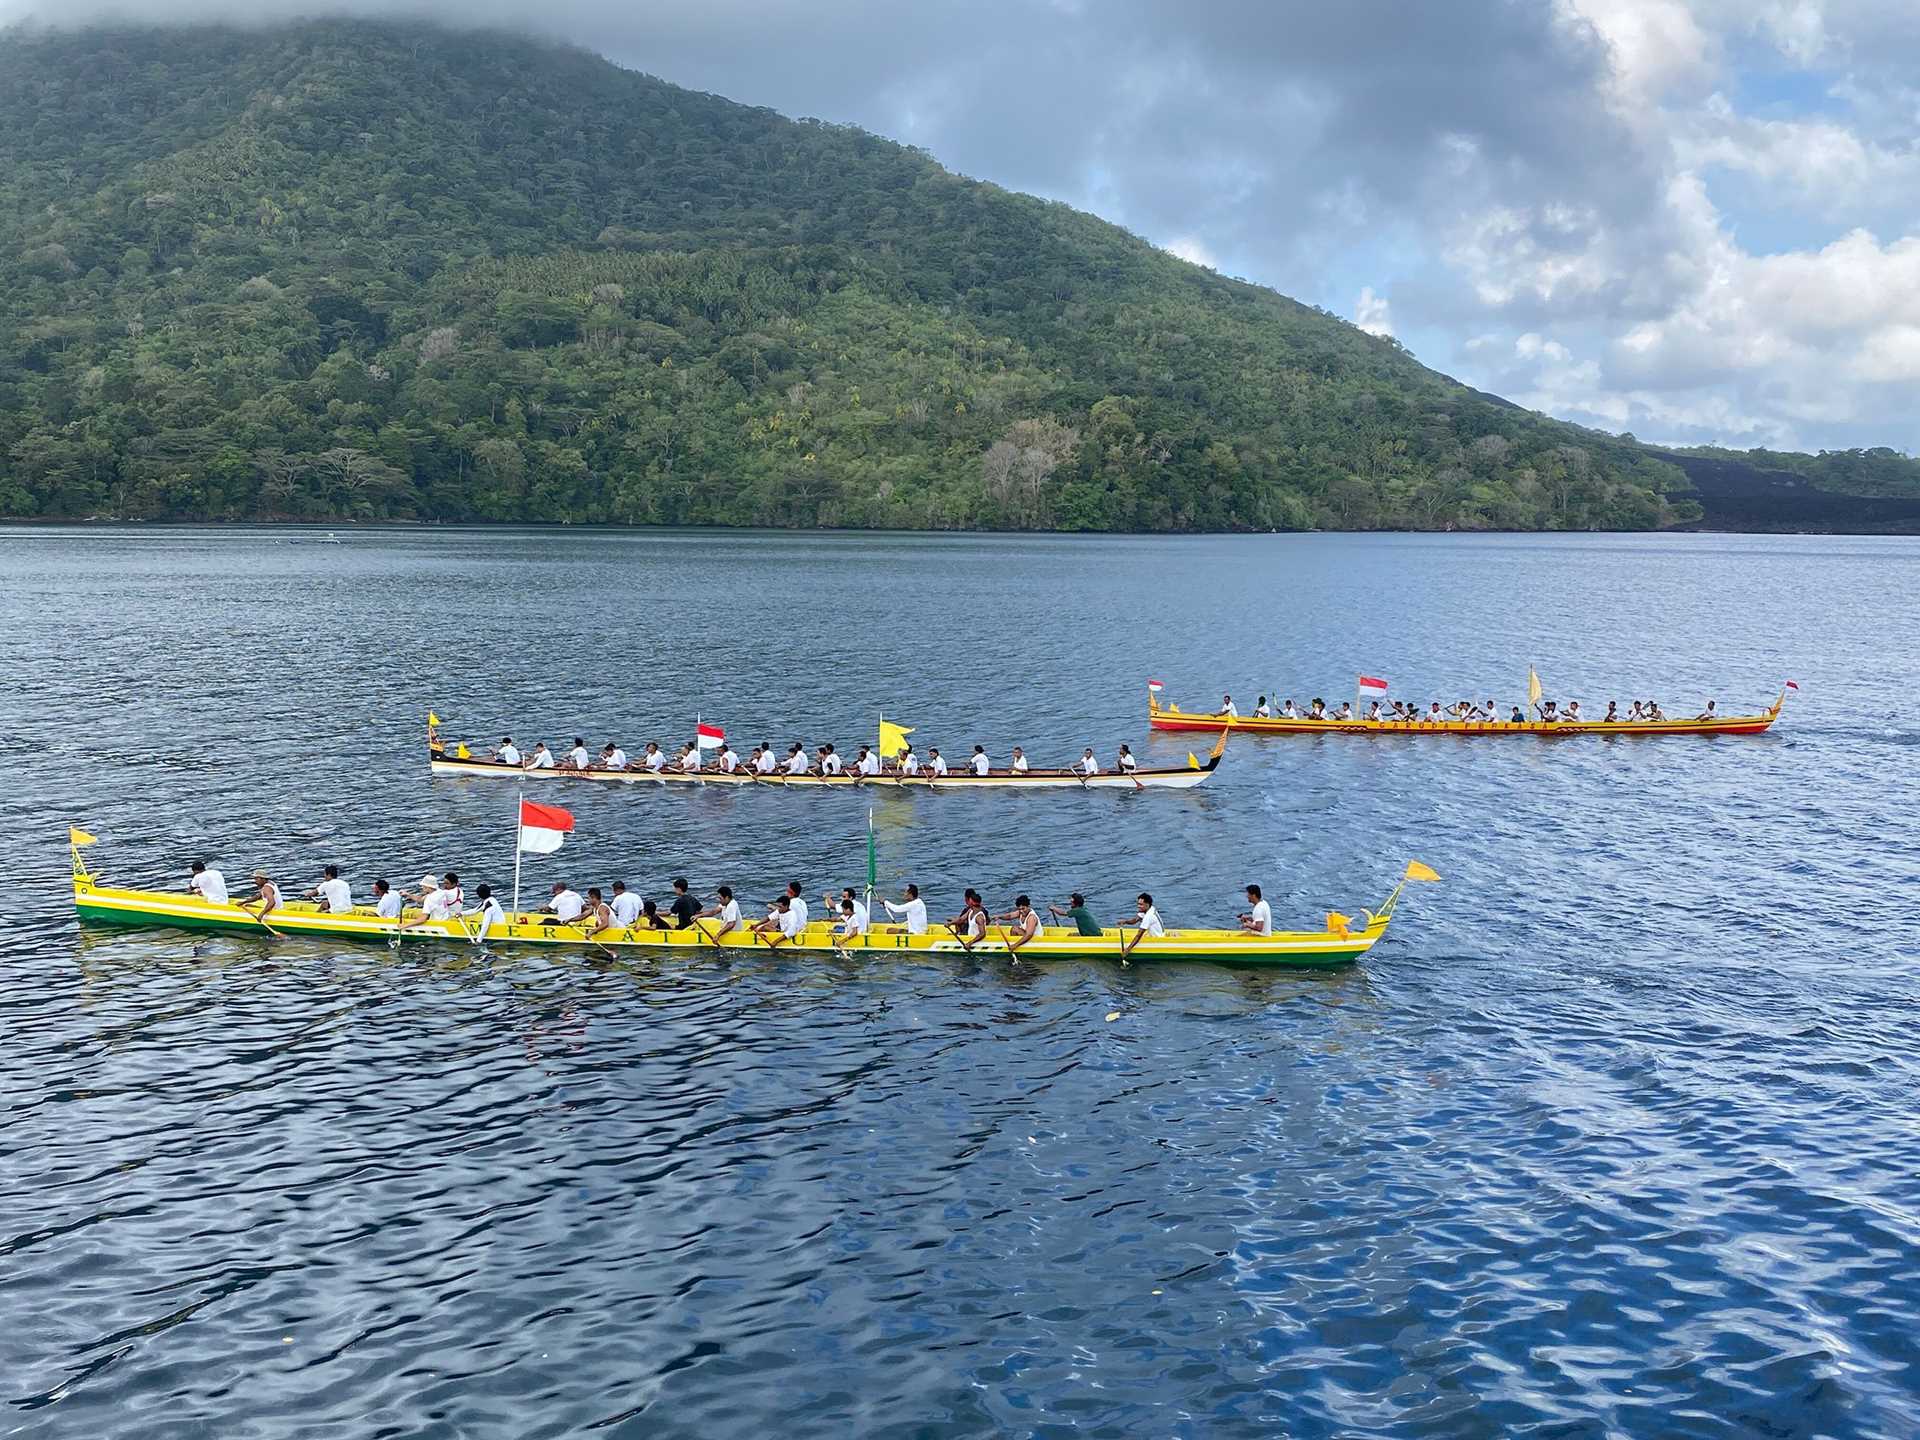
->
[1353,286,1393,336]
[1164,235,1217,269]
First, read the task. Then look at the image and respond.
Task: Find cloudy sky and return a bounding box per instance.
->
[7,0,1918,454]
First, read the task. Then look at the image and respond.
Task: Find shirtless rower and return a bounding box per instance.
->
[1117,892,1165,958]
[994,894,1044,955]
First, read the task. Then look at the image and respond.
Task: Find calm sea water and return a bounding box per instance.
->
[1,527,1916,1439]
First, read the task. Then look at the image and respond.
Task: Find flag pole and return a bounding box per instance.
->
[511,788,524,916]
[864,806,876,918]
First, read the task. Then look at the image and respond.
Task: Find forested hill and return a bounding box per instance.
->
[0,21,1735,528]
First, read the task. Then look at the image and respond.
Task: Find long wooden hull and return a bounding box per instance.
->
[431,746,1222,789]
[71,872,1385,968]
[1149,692,1785,737]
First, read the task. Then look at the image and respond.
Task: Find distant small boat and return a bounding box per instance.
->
[1149,688,1791,737]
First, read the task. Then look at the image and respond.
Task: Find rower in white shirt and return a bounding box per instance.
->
[784,744,810,775]
[610,881,643,928]
[1254,696,1272,718]
[855,746,881,777]
[188,860,229,905]
[1221,694,1239,717]
[927,748,948,776]
[547,882,584,922]
[678,743,703,772]
[897,747,921,775]
[699,885,743,939]
[566,738,590,769]
[399,872,463,931]
[525,742,555,769]
[968,746,991,776]
[600,743,628,770]
[1118,891,1165,957]
[1010,747,1029,773]
[818,745,844,775]
[642,742,666,772]
[754,745,777,775]
[775,882,810,930]
[718,745,740,773]
[372,879,403,919]
[1280,699,1299,718]
[882,883,928,933]
[1238,883,1272,936]
[827,888,869,940]
[1116,744,1137,772]
[1076,748,1101,776]
[473,886,507,941]
[496,737,521,765]
[304,864,353,914]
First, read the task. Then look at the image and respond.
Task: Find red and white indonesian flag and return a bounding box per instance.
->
[1146,679,1165,694]
[518,798,574,854]
[1357,674,1390,694]
[695,721,725,750]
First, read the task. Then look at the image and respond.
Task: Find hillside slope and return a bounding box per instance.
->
[0,20,1717,528]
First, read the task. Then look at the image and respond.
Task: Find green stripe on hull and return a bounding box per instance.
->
[73,905,1365,967]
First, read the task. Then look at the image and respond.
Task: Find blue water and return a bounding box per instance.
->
[1,527,1916,1438]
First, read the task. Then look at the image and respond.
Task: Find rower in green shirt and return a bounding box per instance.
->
[1048,892,1102,936]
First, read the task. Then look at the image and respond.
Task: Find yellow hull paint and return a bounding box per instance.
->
[71,873,1388,968]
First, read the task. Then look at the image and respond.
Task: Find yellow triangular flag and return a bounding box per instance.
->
[1404,860,1441,882]
[428,711,442,726]
[878,718,913,760]
[1526,670,1542,706]
[455,741,471,759]
[1187,752,1200,769]
[1326,911,1353,936]
[69,826,98,847]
